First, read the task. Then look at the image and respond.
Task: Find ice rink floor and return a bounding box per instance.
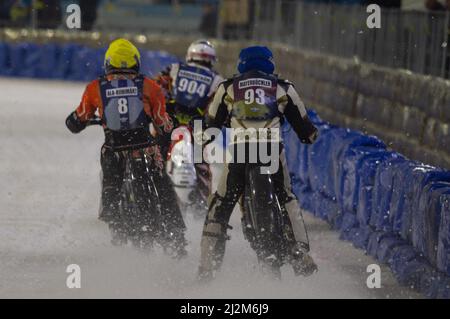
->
[0,77,421,298]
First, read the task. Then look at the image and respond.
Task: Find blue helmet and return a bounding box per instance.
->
[237,46,275,74]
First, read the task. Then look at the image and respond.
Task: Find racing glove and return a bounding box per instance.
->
[65,111,86,134]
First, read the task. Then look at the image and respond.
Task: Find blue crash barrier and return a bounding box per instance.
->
[8,43,28,76]
[333,133,385,208]
[370,156,401,232]
[283,109,450,298]
[307,126,339,199]
[339,151,398,242]
[389,160,418,234]
[414,182,450,266]
[0,42,7,73]
[339,147,388,216]
[356,153,402,228]
[53,44,78,79]
[401,168,450,242]
[67,46,101,81]
[0,41,178,80]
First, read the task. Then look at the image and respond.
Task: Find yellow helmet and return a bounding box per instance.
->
[104,38,141,73]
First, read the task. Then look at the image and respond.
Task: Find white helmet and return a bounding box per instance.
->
[186,40,217,66]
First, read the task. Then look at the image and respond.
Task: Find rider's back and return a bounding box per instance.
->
[76,73,171,151]
[171,62,222,111]
[207,70,318,145]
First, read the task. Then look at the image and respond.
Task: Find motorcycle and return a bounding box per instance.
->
[165,123,210,218]
[87,117,183,252]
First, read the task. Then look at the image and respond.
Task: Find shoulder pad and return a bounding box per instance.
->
[277,78,294,86]
[277,78,295,91]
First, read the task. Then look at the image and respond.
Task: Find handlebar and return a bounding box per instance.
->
[86,116,102,127]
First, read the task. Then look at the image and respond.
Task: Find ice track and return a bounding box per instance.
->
[0,78,421,298]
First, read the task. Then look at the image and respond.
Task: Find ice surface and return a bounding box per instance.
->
[0,78,420,298]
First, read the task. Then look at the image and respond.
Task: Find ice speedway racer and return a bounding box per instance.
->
[197,46,319,280]
[155,39,223,217]
[65,38,187,258]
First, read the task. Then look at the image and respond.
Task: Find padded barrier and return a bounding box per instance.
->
[283,109,450,298]
[0,41,178,80]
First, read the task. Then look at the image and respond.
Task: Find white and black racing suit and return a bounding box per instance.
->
[198,70,318,278]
